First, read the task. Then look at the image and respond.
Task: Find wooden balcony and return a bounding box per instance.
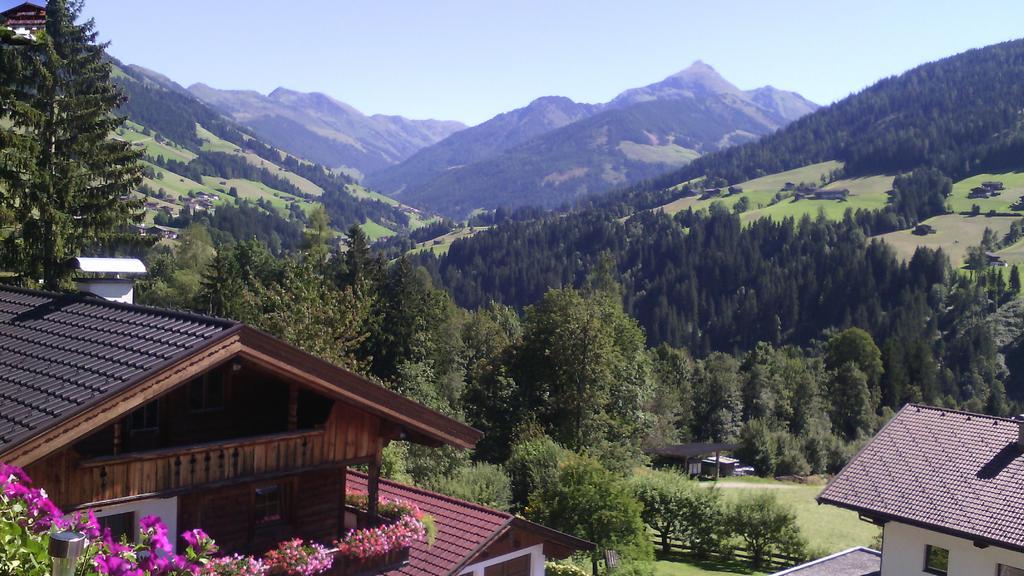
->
[74,429,328,505]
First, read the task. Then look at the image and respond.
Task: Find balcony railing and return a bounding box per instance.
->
[74,429,327,505]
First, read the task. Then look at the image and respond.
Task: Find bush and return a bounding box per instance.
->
[545,561,589,576]
[526,456,652,564]
[724,492,807,568]
[631,470,723,557]
[433,462,512,510]
[507,434,572,510]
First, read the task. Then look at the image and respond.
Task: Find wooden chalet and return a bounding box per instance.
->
[0,285,482,574]
[1,2,45,32]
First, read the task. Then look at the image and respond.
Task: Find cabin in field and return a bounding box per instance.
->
[811,188,849,200]
[0,276,538,574]
[1,2,45,34]
[819,404,1024,576]
[647,442,740,478]
[986,252,1007,267]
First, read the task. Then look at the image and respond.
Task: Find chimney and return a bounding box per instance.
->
[73,257,147,304]
[1014,414,1024,450]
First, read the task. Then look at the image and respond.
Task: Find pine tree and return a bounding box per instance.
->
[0,0,143,288]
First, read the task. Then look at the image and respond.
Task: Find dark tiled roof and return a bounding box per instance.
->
[819,404,1024,551]
[0,286,238,455]
[346,471,511,576]
[772,547,880,576]
[648,442,739,459]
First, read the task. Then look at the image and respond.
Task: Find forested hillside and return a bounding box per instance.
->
[630,39,1024,199]
[111,60,422,241]
[416,39,1024,417]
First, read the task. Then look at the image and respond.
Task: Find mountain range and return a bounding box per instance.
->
[365,61,816,217]
[188,83,466,178]
[188,62,816,218]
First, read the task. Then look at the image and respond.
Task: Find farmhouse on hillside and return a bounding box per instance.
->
[0,277,591,574]
[818,404,1024,576]
[1,2,45,35]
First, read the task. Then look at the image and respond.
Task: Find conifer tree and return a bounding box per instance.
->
[0,0,143,288]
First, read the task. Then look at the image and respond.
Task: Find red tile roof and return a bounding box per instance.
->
[346,471,592,576]
[818,404,1024,551]
[347,471,512,576]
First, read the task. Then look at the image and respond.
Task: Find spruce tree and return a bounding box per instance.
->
[0,0,143,289]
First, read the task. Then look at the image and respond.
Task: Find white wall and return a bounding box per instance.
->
[89,497,178,549]
[461,543,546,576]
[882,521,1024,576]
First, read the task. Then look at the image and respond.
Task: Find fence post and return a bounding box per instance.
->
[49,531,86,576]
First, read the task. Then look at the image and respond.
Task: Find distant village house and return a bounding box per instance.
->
[1,2,45,37]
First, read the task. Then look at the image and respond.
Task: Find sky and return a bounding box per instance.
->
[6,0,1024,126]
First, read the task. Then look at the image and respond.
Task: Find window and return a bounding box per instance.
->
[254,485,283,525]
[188,372,224,412]
[98,512,135,544]
[127,401,159,432]
[1000,566,1024,576]
[484,554,531,576]
[924,545,948,575]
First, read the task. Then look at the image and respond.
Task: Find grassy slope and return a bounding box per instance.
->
[360,219,397,241]
[349,183,434,230]
[655,477,877,576]
[407,226,489,256]
[656,161,844,217]
[877,214,1021,265]
[121,121,196,163]
[947,172,1024,213]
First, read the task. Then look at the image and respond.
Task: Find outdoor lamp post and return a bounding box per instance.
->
[49,531,86,576]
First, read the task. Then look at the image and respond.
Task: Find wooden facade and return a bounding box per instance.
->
[22,358,402,557]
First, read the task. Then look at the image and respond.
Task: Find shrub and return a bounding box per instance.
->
[526,456,651,564]
[507,434,571,510]
[545,561,589,576]
[724,492,807,568]
[433,462,512,510]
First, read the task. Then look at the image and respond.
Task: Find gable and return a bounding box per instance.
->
[0,287,480,468]
[819,404,1024,553]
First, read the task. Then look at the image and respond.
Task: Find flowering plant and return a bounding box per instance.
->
[335,493,433,560]
[200,554,266,576]
[263,538,333,576]
[1,462,336,576]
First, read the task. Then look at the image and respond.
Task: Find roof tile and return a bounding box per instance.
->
[819,404,1024,551]
[0,286,238,456]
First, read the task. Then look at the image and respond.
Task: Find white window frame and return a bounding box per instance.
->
[89,497,179,550]
[461,543,545,576]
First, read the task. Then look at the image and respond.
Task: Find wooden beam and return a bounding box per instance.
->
[288,383,299,431]
[112,421,122,456]
[367,437,383,522]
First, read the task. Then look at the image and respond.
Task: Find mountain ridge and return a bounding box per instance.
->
[188,83,466,177]
[366,61,818,217]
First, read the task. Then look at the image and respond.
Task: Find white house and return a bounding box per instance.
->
[818,404,1024,576]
